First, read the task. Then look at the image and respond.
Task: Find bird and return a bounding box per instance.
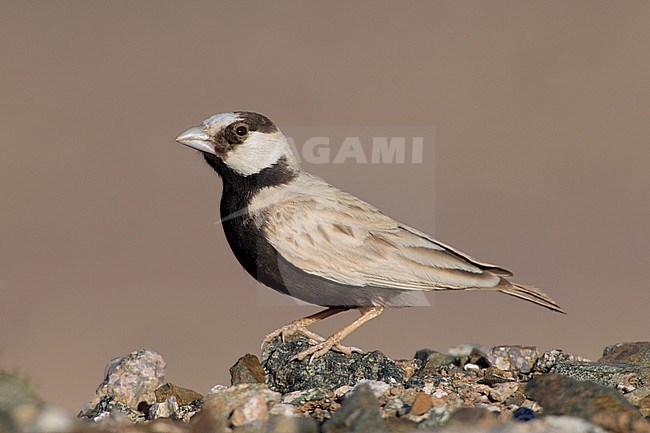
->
[175,111,565,362]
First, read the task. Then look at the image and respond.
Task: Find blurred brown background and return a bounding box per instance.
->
[1,1,648,411]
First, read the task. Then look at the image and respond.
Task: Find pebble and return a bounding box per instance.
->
[489,382,519,402]
[230,353,266,385]
[512,406,536,421]
[92,349,166,410]
[229,395,268,427]
[200,383,280,426]
[154,383,202,405]
[322,384,383,432]
[486,346,539,373]
[266,413,319,433]
[350,380,391,398]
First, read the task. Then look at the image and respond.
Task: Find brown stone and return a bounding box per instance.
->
[601,342,650,367]
[446,407,498,427]
[155,383,203,405]
[408,392,432,416]
[230,353,266,385]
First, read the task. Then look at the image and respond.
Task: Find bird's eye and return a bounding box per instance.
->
[235,126,248,136]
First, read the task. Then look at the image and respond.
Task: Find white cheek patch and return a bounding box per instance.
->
[224,131,291,176]
[203,112,242,136]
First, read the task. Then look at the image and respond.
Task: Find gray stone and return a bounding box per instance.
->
[546,360,650,392]
[446,406,499,427]
[0,372,41,432]
[350,380,391,398]
[489,382,519,403]
[281,388,329,406]
[416,406,451,430]
[230,395,268,428]
[262,336,404,394]
[535,349,584,372]
[486,346,539,373]
[526,373,648,433]
[322,384,384,432]
[265,414,319,433]
[201,384,280,426]
[79,395,145,423]
[93,349,166,409]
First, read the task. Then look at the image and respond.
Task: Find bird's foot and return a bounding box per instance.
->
[262,323,325,349]
[291,335,363,363]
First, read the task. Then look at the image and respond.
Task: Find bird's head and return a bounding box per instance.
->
[175,111,300,181]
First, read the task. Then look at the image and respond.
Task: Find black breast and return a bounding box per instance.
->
[211,154,418,308]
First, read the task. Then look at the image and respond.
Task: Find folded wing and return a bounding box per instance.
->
[261,181,510,292]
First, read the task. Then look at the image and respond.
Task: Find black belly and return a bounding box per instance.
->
[220,213,420,308]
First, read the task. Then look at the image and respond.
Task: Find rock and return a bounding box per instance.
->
[416,406,451,429]
[393,359,420,382]
[0,371,41,432]
[351,380,391,399]
[526,373,649,433]
[488,382,519,403]
[207,384,228,395]
[545,360,650,392]
[268,403,298,416]
[230,353,266,385]
[446,406,498,427]
[535,348,588,372]
[408,392,433,416]
[406,350,460,388]
[541,416,609,433]
[230,395,268,428]
[281,388,330,406]
[478,366,516,386]
[93,349,166,409]
[624,387,650,417]
[512,406,536,421]
[322,383,384,432]
[79,395,145,423]
[199,383,280,428]
[25,405,75,433]
[262,336,404,394]
[381,396,405,418]
[447,344,489,367]
[601,342,650,367]
[148,396,178,419]
[414,349,458,369]
[486,346,539,374]
[265,414,319,433]
[155,383,203,405]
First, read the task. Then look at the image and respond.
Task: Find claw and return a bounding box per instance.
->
[261,323,325,351]
[293,337,364,362]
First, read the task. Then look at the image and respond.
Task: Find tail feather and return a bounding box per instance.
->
[499,283,566,314]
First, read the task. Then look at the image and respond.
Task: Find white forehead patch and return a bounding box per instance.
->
[202,112,242,136]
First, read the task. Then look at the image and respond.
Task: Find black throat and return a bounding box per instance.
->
[203,154,298,214]
[202,153,298,296]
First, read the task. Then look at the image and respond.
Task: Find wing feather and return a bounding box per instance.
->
[258,176,506,291]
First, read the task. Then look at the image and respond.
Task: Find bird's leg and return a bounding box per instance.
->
[293,306,384,362]
[262,307,348,348]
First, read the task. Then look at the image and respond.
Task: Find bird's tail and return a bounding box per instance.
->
[498,283,566,314]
